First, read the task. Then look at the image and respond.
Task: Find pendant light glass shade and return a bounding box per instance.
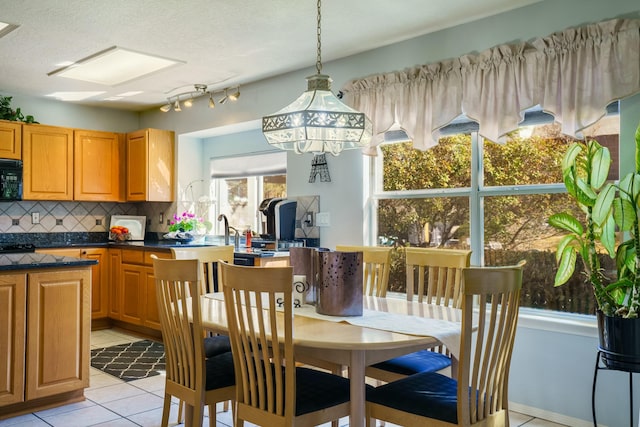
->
[261,0,372,155]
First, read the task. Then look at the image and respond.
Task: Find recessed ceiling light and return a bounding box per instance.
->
[46,91,106,101]
[47,46,184,86]
[0,21,19,39]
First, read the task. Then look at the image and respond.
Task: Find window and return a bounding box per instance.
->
[372,111,619,315]
[211,152,286,234]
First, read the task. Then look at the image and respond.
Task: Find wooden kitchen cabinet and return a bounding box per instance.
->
[126,128,175,202]
[0,120,22,160]
[0,274,26,406]
[26,269,90,400]
[116,249,170,330]
[108,249,121,319]
[35,248,108,321]
[74,130,124,201]
[23,124,74,200]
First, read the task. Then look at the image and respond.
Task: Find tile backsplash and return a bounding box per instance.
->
[0,197,319,243]
[0,201,140,233]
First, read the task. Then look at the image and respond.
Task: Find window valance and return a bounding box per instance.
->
[341,18,640,154]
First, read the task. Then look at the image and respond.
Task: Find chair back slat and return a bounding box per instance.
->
[335,245,392,297]
[152,257,205,391]
[171,246,235,294]
[405,248,471,306]
[220,262,296,425]
[458,263,523,425]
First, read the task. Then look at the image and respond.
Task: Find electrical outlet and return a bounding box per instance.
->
[159,212,164,224]
[316,212,330,227]
[31,212,40,224]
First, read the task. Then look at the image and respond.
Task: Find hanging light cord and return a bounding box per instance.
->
[316,0,322,75]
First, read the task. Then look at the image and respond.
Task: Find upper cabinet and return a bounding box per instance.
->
[0,120,22,160]
[74,130,123,201]
[23,125,125,201]
[23,124,74,200]
[126,128,174,202]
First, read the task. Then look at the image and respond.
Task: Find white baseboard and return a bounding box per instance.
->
[509,401,603,427]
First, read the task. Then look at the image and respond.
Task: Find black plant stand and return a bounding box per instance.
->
[592,347,640,427]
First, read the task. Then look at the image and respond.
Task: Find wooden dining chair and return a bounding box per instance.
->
[152,257,235,427]
[219,261,352,427]
[366,247,472,383]
[169,246,235,423]
[335,245,392,297]
[171,245,235,294]
[366,262,524,427]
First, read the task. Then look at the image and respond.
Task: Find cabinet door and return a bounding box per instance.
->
[0,274,26,407]
[147,128,174,202]
[26,269,90,400]
[121,264,145,325]
[143,251,171,331]
[108,249,122,319]
[82,248,108,319]
[0,120,22,160]
[23,124,74,200]
[74,130,123,201]
[126,128,174,202]
[143,268,161,330]
[125,130,148,201]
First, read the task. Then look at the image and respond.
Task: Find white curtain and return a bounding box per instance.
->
[341,18,640,155]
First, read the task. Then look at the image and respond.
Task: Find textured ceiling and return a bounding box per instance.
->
[0,0,541,111]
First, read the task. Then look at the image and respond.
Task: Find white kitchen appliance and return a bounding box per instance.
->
[109,215,147,240]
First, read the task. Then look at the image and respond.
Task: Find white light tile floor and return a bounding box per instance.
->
[0,328,568,427]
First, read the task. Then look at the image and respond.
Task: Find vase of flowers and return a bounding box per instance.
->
[164,211,211,242]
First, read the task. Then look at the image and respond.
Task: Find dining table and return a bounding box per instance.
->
[199,294,464,427]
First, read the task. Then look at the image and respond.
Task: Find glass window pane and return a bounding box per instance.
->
[377,197,470,294]
[483,116,620,186]
[483,194,606,314]
[264,174,287,199]
[381,135,471,191]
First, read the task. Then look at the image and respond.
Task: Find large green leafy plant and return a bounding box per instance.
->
[549,124,640,318]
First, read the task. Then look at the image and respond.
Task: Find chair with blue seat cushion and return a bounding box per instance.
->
[152,257,235,427]
[170,246,235,422]
[366,247,472,383]
[219,261,352,426]
[366,262,524,427]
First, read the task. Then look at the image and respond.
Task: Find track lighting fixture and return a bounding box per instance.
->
[219,89,228,105]
[159,84,241,112]
[229,87,240,101]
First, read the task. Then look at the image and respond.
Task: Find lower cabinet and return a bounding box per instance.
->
[35,248,108,320]
[0,268,91,409]
[115,249,170,331]
[0,274,26,406]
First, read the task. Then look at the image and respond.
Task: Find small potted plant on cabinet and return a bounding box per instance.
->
[549,123,640,371]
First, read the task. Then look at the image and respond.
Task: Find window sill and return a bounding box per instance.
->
[516,308,597,338]
[386,292,598,338]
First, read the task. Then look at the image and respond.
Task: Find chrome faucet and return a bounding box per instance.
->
[229,226,240,250]
[217,214,230,245]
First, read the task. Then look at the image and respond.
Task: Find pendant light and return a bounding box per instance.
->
[261,0,372,156]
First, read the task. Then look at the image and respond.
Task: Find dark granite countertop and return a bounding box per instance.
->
[0,253,98,271]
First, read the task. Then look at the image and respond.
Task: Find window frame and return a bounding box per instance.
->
[368,111,619,321]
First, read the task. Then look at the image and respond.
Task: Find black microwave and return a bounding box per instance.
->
[0,159,23,201]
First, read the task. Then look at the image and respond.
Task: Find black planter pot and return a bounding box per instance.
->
[596,310,640,372]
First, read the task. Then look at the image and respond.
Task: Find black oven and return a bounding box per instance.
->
[0,159,22,201]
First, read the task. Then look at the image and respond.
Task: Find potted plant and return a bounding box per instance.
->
[0,95,37,123]
[549,123,640,371]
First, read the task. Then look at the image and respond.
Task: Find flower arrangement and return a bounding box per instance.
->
[169,211,207,233]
